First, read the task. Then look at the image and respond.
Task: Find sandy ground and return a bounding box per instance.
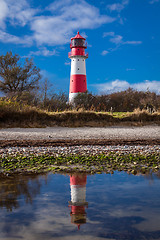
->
[0,126,159,141]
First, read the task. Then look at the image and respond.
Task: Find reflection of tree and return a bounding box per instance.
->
[0,174,46,211]
[139,171,160,183]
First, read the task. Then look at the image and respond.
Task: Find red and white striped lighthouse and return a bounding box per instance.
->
[68,31,88,103]
[68,174,88,230]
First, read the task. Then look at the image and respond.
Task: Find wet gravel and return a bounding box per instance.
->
[0,145,159,158]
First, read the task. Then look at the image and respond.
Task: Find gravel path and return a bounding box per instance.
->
[0,126,159,157]
[0,126,160,141]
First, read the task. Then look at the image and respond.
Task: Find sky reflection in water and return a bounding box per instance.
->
[0,172,160,240]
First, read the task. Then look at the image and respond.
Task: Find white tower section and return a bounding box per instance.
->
[71,185,86,204]
[70,57,86,75]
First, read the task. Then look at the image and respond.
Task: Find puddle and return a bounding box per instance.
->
[0,172,160,239]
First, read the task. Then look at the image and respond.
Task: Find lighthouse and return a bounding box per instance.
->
[68,31,88,103]
[68,174,88,230]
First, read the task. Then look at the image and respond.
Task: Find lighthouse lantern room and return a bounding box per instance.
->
[68,31,88,103]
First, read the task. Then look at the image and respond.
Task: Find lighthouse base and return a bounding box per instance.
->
[69,92,79,104]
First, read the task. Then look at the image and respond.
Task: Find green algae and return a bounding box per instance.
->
[0,152,159,176]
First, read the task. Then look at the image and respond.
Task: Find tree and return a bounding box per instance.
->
[49,91,68,111]
[39,77,54,107]
[0,51,41,97]
[74,91,95,109]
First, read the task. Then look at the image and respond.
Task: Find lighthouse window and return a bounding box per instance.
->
[78,68,79,70]
[72,80,73,82]
[78,59,79,61]
[72,39,85,47]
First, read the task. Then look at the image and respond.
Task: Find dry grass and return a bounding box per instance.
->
[122,108,160,123]
[0,99,160,128]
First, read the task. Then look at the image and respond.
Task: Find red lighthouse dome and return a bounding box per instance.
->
[68,31,88,103]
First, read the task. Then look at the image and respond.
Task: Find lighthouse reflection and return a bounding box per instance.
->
[68,173,88,230]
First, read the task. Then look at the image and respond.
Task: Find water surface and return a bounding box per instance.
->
[0,172,160,240]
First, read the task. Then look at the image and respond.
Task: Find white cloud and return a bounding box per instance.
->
[149,0,159,3]
[93,79,160,94]
[103,32,142,46]
[0,30,33,45]
[132,80,160,93]
[27,47,57,57]
[0,0,8,28]
[64,61,70,65]
[45,0,73,12]
[117,14,125,25]
[107,3,125,12]
[0,0,38,45]
[80,31,88,39]
[124,40,142,45]
[101,50,109,56]
[0,0,38,28]
[102,32,142,55]
[0,0,116,46]
[95,79,130,93]
[103,32,115,37]
[107,0,129,12]
[31,0,115,46]
[110,34,123,44]
[126,68,136,71]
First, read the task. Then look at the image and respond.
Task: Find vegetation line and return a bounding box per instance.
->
[0,98,160,127]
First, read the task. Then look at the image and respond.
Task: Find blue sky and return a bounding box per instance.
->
[0,0,160,95]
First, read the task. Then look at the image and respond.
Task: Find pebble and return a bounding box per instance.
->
[0,145,159,157]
